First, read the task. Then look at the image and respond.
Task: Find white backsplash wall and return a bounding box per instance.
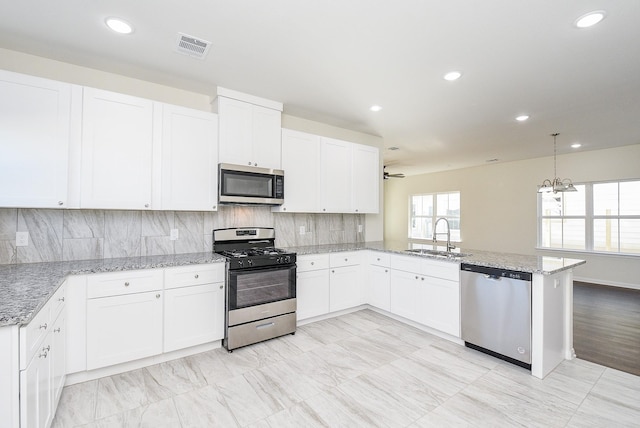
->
[0,206,366,265]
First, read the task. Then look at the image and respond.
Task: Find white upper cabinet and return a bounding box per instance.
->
[351,143,380,214]
[273,129,321,213]
[0,70,77,208]
[320,137,352,213]
[160,104,218,211]
[80,88,156,210]
[217,88,283,169]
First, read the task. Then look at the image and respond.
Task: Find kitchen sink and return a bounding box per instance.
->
[404,248,470,259]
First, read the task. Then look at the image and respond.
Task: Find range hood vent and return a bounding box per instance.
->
[175,33,211,59]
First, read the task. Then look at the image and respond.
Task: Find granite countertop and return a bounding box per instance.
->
[287,241,586,275]
[1,242,585,328]
[0,252,226,328]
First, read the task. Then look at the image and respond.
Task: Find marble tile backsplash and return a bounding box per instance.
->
[0,207,366,265]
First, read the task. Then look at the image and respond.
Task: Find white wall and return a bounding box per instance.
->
[0,47,385,241]
[384,144,640,289]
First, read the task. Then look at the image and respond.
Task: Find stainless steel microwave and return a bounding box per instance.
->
[219,163,284,205]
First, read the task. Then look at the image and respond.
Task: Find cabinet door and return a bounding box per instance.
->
[20,336,52,428]
[51,312,66,410]
[161,104,218,211]
[86,291,163,370]
[367,265,390,311]
[320,137,352,213]
[390,270,420,322]
[297,269,330,320]
[80,88,155,209]
[252,105,282,169]
[329,265,363,312]
[0,70,72,208]
[351,143,380,214]
[419,277,460,337]
[218,96,253,166]
[164,283,224,352]
[274,129,321,212]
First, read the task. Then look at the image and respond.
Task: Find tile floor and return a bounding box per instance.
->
[52,309,640,427]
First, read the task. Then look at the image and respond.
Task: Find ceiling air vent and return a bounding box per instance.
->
[175,33,211,59]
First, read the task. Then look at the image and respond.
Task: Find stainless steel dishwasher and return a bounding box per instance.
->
[460,263,532,369]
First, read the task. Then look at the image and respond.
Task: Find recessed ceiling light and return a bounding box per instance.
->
[443,71,462,81]
[370,105,382,112]
[105,17,134,34]
[571,143,582,148]
[516,115,530,122]
[575,11,606,28]
[387,146,400,151]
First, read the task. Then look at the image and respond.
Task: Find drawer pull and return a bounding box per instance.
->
[219,285,223,289]
[156,293,161,299]
[124,282,130,287]
[58,297,65,302]
[38,350,48,359]
[256,322,275,330]
[54,327,61,333]
[39,323,48,330]
[194,274,199,279]
[345,258,348,262]
[43,345,50,352]
[311,262,314,265]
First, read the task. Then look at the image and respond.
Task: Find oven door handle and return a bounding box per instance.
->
[256,322,275,330]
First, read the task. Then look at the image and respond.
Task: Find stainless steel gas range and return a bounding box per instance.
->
[213,227,296,352]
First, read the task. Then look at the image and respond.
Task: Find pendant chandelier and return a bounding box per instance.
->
[537,133,577,193]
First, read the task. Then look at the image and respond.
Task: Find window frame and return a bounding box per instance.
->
[537,178,640,256]
[409,191,461,242]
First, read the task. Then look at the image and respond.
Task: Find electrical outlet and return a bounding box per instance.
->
[16,231,29,246]
[170,229,179,240]
[299,226,305,235]
[357,224,363,233]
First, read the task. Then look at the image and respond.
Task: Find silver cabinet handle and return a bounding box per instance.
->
[156,293,161,299]
[355,209,359,212]
[415,276,419,280]
[219,285,223,289]
[54,327,61,333]
[124,282,130,286]
[58,297,65,302]
[43,345,50,352]
[344,258,348,262]
[144,203,150,208]
[421,277,425,281]
[385,269,388,273]
[39,323,48,330]
[256,322,275,330]
[194,274,199,279]
[38,350,48,359]
[58,201,64,206]
[311,261,315,265]
[247,161,252,165]
[332,270,335,273]
[212,205,216,210]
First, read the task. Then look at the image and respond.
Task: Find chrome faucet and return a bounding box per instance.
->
[433,217,456,251]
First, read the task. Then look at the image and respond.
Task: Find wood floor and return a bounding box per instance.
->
[573,281,640,377]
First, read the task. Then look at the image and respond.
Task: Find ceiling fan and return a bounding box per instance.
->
[383,166,405,180]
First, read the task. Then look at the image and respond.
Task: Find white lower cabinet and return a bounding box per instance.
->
[86,291,163,370]
[389,269,421,322]
[367,265,390,311]
[19,283,66,428]
[296,254,330,320]
[418,277,460,337]
[329,252,364,312]
[164,283,224,352]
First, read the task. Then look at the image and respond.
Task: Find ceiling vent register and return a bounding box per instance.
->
[175,33,211,59]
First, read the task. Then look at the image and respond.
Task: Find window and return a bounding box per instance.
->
[538,179,640,255]
[410,192,460,241]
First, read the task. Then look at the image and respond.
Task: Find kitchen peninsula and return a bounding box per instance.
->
[0,243,584,428]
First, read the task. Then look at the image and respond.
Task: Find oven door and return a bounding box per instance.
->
[228,264,296,311]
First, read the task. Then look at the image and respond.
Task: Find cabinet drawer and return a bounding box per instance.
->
[421,259,460,281]
[390,254,422,273]
[367,251,390,266]
[164,263,225,290]
[329,251,362,268]
[19,303,51,369]
[87,269,163,298]
[297,254,330,272]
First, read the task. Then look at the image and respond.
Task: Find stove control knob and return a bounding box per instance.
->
[247,259,253,266]
[276,257,282,264]
[284,255,291,264]
[238,260,243,267]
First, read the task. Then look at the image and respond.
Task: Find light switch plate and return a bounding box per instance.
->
[170,229,179,240]
[358,224,363,233]
[299,226,305,235]
[16,231,29,246]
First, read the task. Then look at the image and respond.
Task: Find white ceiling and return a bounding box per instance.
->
[1,1,639,176]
